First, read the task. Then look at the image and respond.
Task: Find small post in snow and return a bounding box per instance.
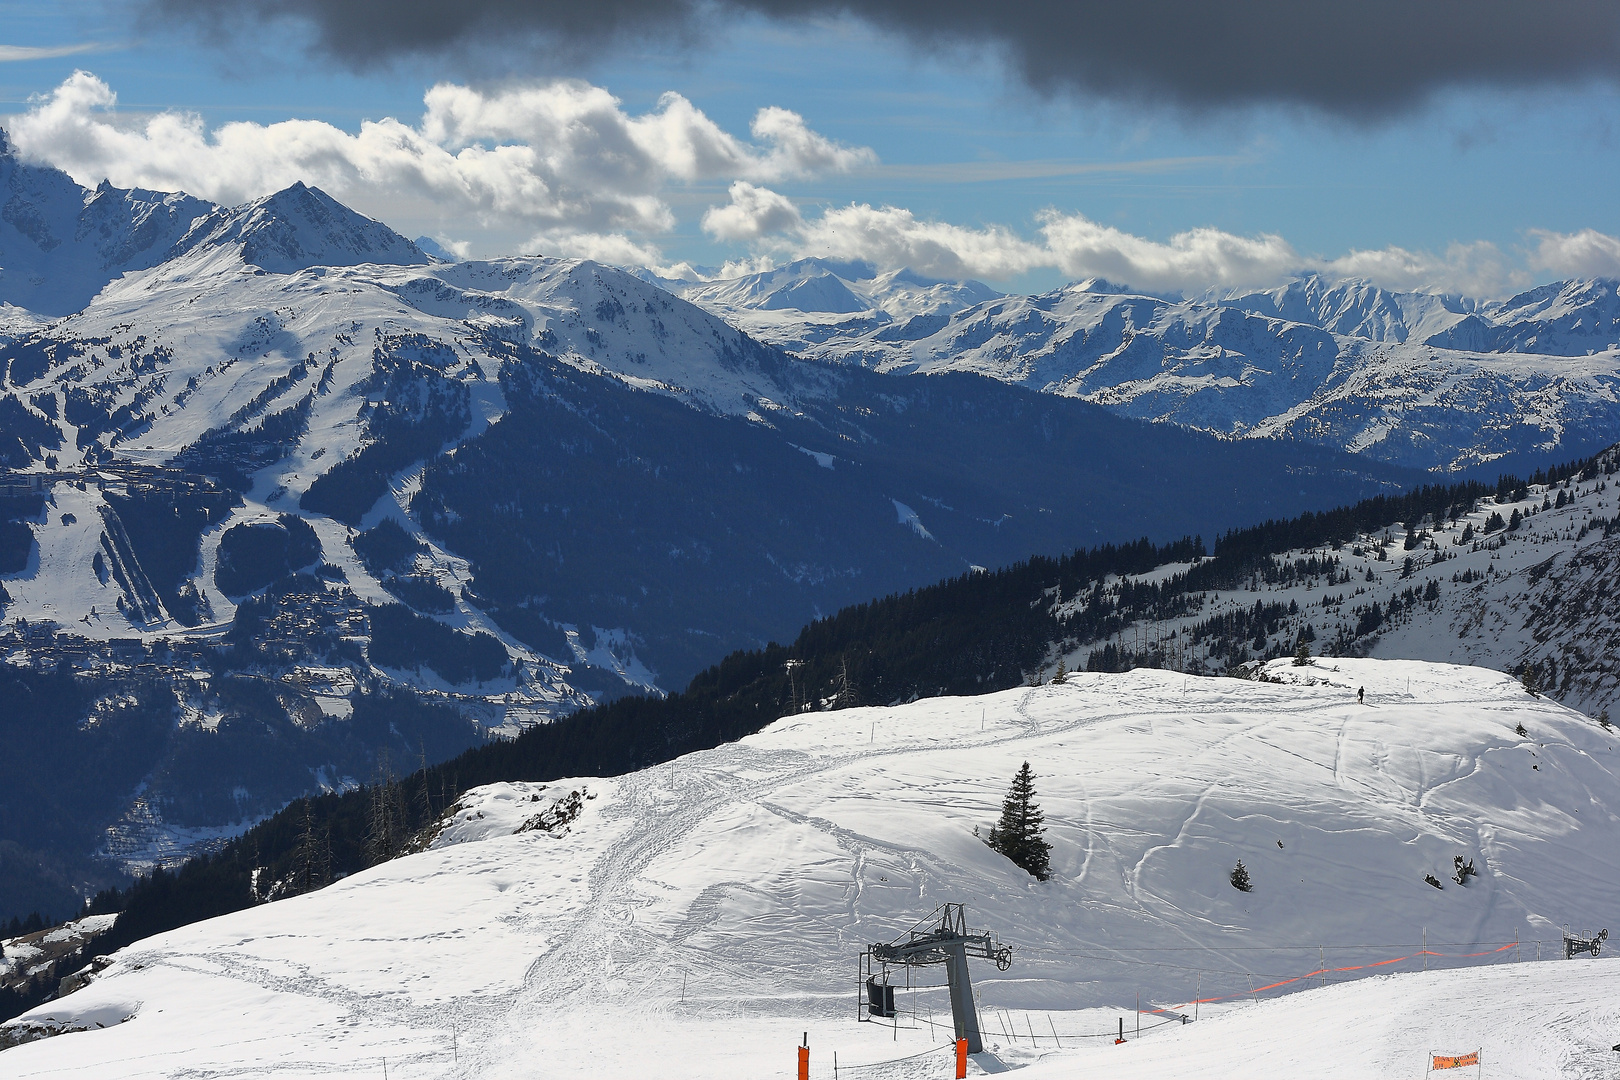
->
[1115,1016,1125,1044]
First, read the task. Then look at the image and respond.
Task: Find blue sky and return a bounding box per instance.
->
[4,2,1619,294]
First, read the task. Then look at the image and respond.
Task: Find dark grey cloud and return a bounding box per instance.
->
[149,0,1620,117]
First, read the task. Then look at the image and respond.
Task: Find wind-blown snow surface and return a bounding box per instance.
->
[7,658,1617,1078]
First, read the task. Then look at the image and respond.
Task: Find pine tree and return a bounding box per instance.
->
[1230,859,1253,892]
[986,762,1052,880]
[365,751,407,866]
[290,798,332,894]
[1520,665,1541,698]
[1293,640,1311,666]
[1050,657,1068,684]
[837,655,861,709]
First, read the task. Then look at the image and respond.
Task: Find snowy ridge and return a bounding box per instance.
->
[4,657,1616,1077]
[1205,273,1479,345]
[3,246,832,644]
[675,269,1620,472]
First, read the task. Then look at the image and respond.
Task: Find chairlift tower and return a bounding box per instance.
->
[1562,926,1608,959]
[860,904,1012,1054]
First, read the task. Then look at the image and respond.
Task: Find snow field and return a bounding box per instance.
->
[4,658,1617,1077]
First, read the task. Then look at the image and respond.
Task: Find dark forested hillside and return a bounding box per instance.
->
[415,343,1419,686]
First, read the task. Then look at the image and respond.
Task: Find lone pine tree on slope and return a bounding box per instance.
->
[986,761,1052,880]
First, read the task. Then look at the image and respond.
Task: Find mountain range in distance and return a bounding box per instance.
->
[654,257,1620,475]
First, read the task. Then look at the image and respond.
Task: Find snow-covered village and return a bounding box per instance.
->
[4,5,1620,1078]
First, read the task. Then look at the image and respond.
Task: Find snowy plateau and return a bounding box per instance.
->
[666,259,1620,473]
[3,658,1618,1079]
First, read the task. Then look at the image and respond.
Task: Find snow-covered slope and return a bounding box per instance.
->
[4,658,1615,1077]
[1063,447,1620,721]
[677,270,1620,473]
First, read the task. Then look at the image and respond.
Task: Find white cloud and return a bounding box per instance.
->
[529,230,669,268]
[1525,228,1620,281]
[700,184,1580,297]
[798,204,1046,281]
[0,44,104,62]
[5,71,873,257]
[700,181,803,242]
[1038,212,1298,293]
[748,107,876,177]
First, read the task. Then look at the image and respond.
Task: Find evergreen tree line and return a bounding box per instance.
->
[26,448,1612,1022]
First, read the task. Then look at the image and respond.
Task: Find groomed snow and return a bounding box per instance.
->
[4,658,1618,1078]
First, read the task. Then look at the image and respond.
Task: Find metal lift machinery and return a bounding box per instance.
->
[861,904,1012,1053]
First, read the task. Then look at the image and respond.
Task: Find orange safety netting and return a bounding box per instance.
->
[1149,942,1517,1011]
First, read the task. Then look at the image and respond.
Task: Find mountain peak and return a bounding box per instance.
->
[1073,277,1138,295]
[166,183,428,274]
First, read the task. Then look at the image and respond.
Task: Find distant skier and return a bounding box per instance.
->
[1357,686,1365,704]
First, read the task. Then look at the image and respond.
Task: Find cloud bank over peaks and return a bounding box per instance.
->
[8,71,1619,298]
[6,71,873,263]
[700,181,1620,297]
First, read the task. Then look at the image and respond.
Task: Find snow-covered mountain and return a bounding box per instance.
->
[5,657,1615,1077]
[0,132,218,317]
[2,142,1419,917]
[675,269,1620,473]
[158,182,429,277]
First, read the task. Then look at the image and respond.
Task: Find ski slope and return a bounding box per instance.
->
[4,657,1617,1078]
